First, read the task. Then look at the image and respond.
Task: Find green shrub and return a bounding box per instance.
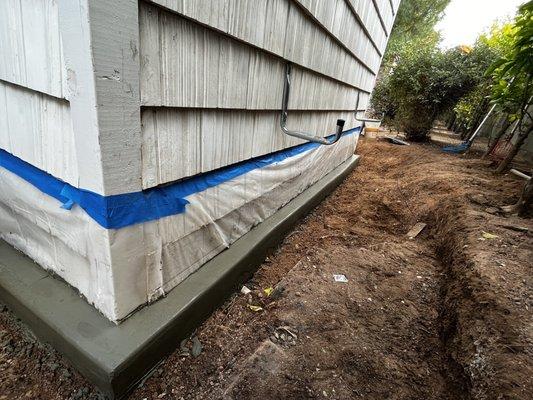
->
[373,42,484,140]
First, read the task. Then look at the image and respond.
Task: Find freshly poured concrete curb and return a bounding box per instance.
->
[0,155,360,399]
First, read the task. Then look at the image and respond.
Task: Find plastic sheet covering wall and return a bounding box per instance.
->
[0,80,78,186]
[139,131,358,304]
[0,0,67,99]
[0,131,358,322]
[0,167,117,318]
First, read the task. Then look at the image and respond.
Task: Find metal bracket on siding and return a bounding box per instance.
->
[280,64,345,145]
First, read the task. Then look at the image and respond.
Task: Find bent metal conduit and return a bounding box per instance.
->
[280,64,345,145]
[354,91,383,126]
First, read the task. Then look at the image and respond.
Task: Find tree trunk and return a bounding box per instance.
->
[495,124,533,174]
[463,99,490,140]
[451,120,458,133]
[502,177,533,216]
[482,115,512,159]
[517,179,533,216]
[447,113,456,131]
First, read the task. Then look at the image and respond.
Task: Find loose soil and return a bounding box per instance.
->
[1,138,532,400]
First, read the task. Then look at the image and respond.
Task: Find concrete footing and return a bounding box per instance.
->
[0,155,359,399]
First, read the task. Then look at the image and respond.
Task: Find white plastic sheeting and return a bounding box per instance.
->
[0,132,358,322]
[0,166,116,317]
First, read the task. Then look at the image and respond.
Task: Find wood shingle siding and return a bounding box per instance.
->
[1,0,397,193]
[138,0,391,187]
[139,4,362,109]
[0,81,77,185]
[0,0,66,99]
[143,0,379,86]
[141,108,359,187]
[296,0,384,58]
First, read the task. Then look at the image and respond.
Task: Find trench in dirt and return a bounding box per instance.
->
[0,140,531,400]
[161,140,498,400]
[284,142,478,399]
[196,140,530,400]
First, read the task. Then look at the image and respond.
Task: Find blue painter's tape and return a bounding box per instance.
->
[0,127,360,229]
[0,148,190,229]
[60,199,75,210]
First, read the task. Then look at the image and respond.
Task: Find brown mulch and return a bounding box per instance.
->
[1,139,532,400]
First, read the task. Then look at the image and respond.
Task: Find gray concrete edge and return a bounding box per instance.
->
[0,154,360,399]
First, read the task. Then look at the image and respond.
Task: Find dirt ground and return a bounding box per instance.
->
[1,137,532,400]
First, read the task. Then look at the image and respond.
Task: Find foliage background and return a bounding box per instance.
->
[371,0,532,142]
